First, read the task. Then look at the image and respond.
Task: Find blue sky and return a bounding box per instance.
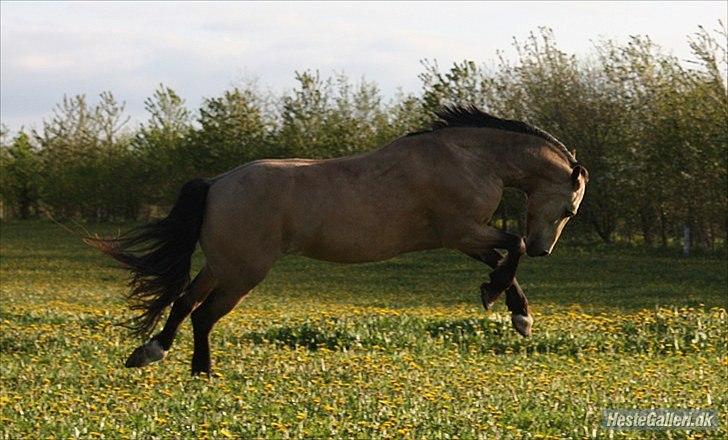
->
[1,1,725,131]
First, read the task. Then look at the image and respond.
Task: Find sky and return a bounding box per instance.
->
[1,1,725,132]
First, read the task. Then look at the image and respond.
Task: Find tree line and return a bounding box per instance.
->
[1,27,725,251]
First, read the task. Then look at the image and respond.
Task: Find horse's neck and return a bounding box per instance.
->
[385,130,570,194]
[485,144,571,195]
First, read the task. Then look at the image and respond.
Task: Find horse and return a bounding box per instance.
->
[89,105,588,375]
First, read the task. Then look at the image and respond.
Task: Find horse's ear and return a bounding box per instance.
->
[571,165,587,187]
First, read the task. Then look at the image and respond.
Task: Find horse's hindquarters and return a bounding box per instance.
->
[199,167,284,290]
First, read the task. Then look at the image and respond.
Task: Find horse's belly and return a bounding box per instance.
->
[288,214,439,263]
[295,238,436,263]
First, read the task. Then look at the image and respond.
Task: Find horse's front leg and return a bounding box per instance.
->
[467,249,532,337]
[452,226,531,336]
[481,232,526,295]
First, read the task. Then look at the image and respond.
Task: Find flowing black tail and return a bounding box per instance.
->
[87,178,210,339]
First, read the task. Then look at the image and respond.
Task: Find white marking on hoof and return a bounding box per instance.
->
[511,314,533,337]
[125,340,166,368]
[480,284,498,311]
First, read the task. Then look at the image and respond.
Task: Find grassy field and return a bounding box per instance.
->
[1,221,726,439]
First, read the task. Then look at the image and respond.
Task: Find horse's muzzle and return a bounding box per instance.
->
[526,245,550,257]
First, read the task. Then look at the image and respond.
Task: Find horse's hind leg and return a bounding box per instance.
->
[189,266,270,375]
[125,266,216,368]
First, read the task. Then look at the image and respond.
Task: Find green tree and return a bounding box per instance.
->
[0,131,41,219]
[189,87,271,175]
[133,84,193,205]
[35,92,138,220]
[278,71,335,158]
[419,59,490,114]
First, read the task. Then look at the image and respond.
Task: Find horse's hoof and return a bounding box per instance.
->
[191,370,220,378]
[125,340,166,368]
[480,283,499,310]
[511,313,533,337]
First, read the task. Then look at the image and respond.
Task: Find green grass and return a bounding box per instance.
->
[1,221,726,438]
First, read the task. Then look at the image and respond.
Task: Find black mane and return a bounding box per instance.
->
[410,105,576,165]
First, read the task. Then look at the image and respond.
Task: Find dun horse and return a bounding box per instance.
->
[90,105,588,375]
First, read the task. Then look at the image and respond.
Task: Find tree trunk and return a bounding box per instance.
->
[640,207,655,247]
[19,198,31,220]
[659,210,669,247]
[683,225,690,257]
[591,218,613,244]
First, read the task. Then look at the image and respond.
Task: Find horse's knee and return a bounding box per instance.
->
[511,236,526,256]
[489,268,514,289]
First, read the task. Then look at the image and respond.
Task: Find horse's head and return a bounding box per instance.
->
[525,164,588,257]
